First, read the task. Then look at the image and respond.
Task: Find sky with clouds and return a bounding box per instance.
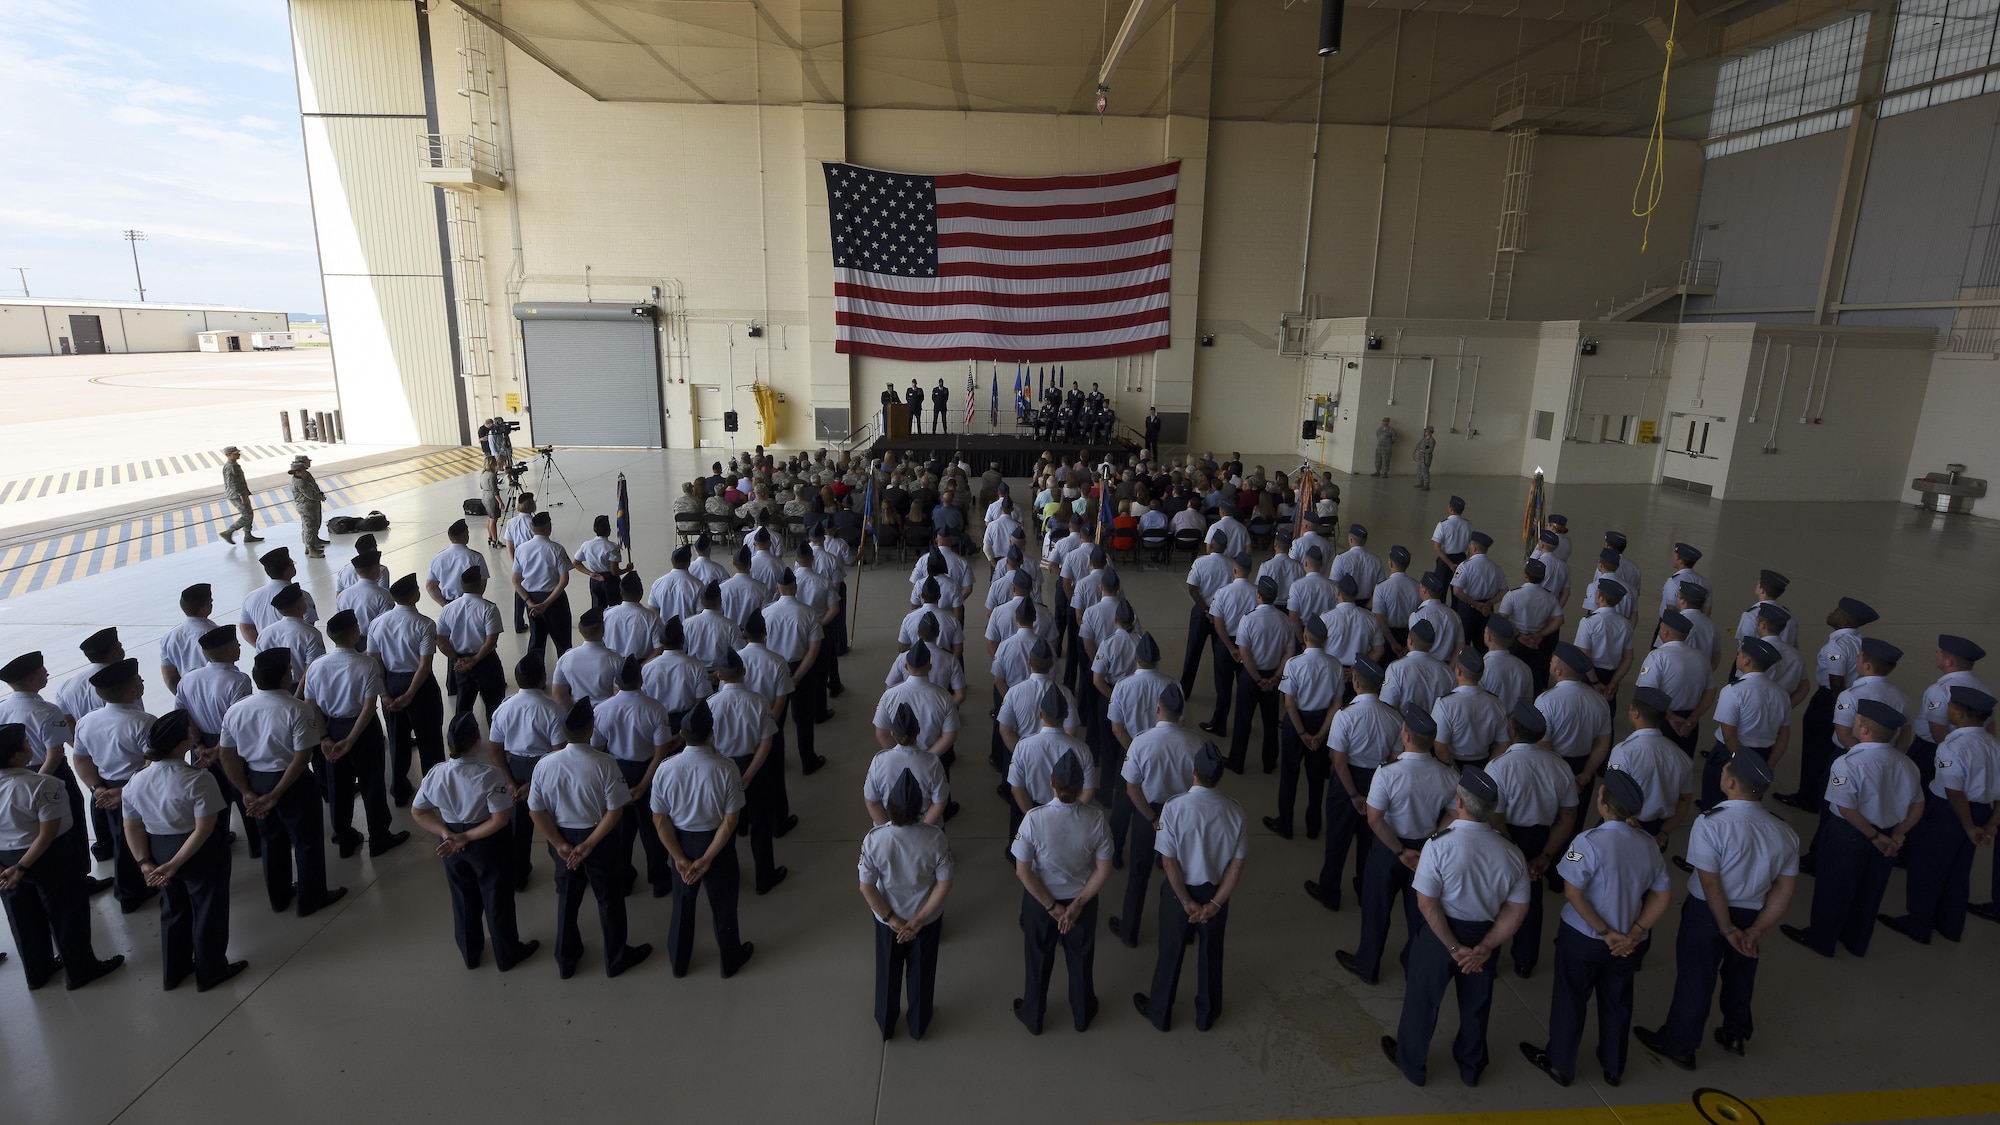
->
[0,0,325,314]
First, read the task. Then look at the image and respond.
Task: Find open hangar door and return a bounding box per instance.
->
[512,302,665,447]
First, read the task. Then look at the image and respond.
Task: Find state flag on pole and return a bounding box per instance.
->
[615,473,632,551]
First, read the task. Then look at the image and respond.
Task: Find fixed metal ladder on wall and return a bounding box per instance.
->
[436,4,505,425]
[1487,128,1537,320]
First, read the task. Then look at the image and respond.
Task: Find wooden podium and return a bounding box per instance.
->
[882,407,909,442]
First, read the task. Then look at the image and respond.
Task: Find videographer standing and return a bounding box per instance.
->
[488,416,514,471]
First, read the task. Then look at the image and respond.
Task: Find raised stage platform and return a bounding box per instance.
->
[868,421,1141,477]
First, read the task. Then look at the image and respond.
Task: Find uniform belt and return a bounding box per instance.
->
[444,820,487,833]
[507,752,547,766]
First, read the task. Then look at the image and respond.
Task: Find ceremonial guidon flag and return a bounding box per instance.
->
[823,161,1180,363]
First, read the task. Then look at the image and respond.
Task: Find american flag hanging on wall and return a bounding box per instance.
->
[823,161,1180,362]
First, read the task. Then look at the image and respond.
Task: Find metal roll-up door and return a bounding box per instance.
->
[513,302,663,447]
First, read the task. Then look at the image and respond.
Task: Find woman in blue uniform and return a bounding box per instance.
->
[121,711,247,992]
[1520,770,1671,1086]
[410,713,540,971]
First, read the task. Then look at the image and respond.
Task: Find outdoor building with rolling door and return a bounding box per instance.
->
[512,302,665,448]
[0,298,290,357]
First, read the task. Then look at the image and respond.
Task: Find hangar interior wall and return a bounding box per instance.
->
[297,0,1711,463]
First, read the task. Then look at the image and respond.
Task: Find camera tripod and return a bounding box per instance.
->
[531,445,584,509]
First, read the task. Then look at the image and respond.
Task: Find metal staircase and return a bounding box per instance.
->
[1596,259,1722,321]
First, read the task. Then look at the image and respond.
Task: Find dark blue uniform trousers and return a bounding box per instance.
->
[1655,895,1764,1057]
[1315,764,1376,906]
[1114,813,1158,945]
[1018,891,1098,1033]
[248,769,332,914]
[1272,708,1330,836]
[1394,916,1497,1085]
[1142,880,1226,1031]
[1801,816,1894,957]
[1504,823,1552,974]
[550,824,637,977]
[874,916,942,1039]
[441,824,530,969]
[1543,924,1648,1081]
[1897,795,1991,943]
[1351,834,1426,980]
[667,828,748,976]
[146,828,232,988]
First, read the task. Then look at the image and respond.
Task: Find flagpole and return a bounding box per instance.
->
[853,477,876,642]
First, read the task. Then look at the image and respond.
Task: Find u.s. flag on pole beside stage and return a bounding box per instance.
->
[822,160,1180,362]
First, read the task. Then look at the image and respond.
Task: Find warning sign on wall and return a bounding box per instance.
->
[1636,420,1657,444]
[504,392,521,413]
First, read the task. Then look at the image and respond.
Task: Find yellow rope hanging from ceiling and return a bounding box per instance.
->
[1631,0,1679,251]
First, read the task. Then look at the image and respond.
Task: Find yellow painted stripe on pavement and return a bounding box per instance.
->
[1212,1081,2000,1125]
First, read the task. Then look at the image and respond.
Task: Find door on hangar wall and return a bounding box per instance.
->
[68,315,106,355]
[694,385,725,447]
[512,302,664,447]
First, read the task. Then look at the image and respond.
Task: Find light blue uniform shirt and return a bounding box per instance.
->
[1328,694,1402,769]
[1558,820,1669,937]
[1684,800,1799,908]
[1411,821,1530,921]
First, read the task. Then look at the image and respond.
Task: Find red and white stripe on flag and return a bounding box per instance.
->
[828,161,1178,363]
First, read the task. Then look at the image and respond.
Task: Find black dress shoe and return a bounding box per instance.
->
[827,684,845,698]
[776,814,800,837]
[197,961,250,993]
[1262,816,1293,840]
[1969,901,2000,922]
[391,788,413,809]
[1197,721,1224,736]
[1712,1027,1747,1056]
[270,893,294,914]
[1603,1071,1621,1087]
[1303,880,1339,911]
[756,867,788,895]
[943,800,960,821]
[85,876,114,895]
[369,830,411,857]
[1013,997,1041,1035]
[1334,950,1376,984]
[1133,991,1166,1029]
[498,941,540,972]
[801,756,828,775]
[90,846,113,862]
[337,835,362,860]
[558,960,578,980]
[26,958,62,991]
[1633,1026,1695,1070]
[300,886,348,916]
[1877,913,1927,944]
[1772,791,1808,809]
[1107,916,1137,948]
[652,883,672,899]
[164,968,190,992]
[1379,1035,1399,1065]
[723,942,755,978]
[120,888,159,914]
[67,955,124,991]
[1305,820,1322,840]
[815,710,836,724]
[1459,1066,1481,1087]
[1514,963,1533,980]
[1519,1043,1570,1086]
[1779,923,1829,956]
[608,943,652,978]
[1797,854,1817,876]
